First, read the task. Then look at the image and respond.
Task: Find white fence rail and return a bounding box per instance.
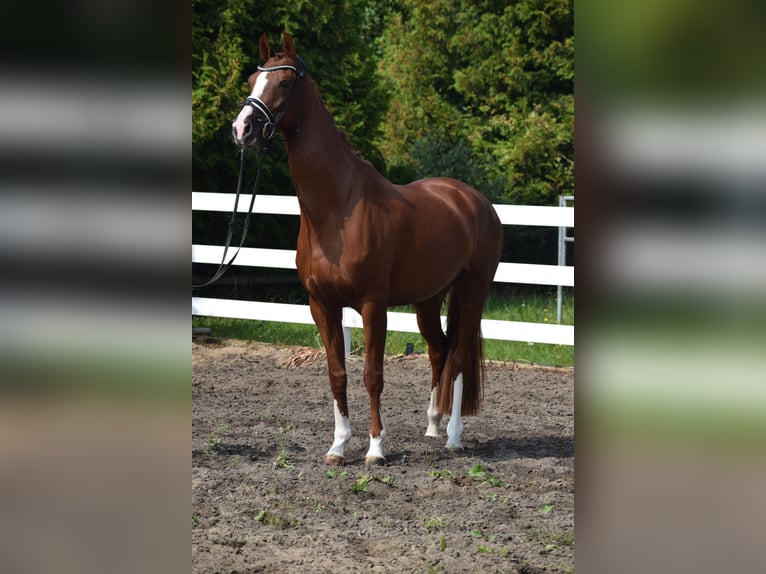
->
[192,192,574,347]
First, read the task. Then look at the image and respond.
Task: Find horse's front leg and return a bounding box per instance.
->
[309,299,351,466]
[361,302,388,466]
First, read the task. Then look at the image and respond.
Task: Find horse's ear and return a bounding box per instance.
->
[282,32,296,58]
[259,33,272,62]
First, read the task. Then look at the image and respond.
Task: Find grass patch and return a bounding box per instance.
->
[254,509,302,529]
[193,290,573,366]
[524,525,574,552]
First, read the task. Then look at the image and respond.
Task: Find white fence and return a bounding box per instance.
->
[192,192,574,349]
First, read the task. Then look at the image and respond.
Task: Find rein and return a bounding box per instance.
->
[192,57,307,291]
[192,144,270,290]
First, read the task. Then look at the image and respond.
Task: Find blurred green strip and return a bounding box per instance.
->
[1,352,190,404]
[585,399,766,453]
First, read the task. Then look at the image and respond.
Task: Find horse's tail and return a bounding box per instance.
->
[437,288,485,416]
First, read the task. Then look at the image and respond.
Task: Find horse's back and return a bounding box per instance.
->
[400,177,502,249]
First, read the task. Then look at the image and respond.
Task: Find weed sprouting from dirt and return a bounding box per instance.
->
[205,423,229,452]
[350,474,395,494]
[277,420,296,433]
[326,468,349,479]
[351,475,371,493]
[468,464,507,487]
[272,419,296,469]
[273,436,294,469]
[428,468,454,480]
[423,515,448,532]
[254,509,302,530]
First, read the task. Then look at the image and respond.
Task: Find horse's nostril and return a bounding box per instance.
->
[243,119,252,136]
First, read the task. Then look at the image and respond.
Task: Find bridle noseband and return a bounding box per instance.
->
[242,57,306,143]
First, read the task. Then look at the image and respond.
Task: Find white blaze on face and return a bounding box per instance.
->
[231,71,270,144]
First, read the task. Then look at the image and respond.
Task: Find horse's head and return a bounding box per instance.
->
[232,32,305,148]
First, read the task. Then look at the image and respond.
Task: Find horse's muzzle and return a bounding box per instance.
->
[233,103,276,148]
[232,117,251,147]
[233,116,267,148]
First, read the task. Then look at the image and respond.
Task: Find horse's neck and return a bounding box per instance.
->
[286,82,362,218]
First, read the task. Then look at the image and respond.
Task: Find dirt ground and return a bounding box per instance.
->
[192,339,574,574]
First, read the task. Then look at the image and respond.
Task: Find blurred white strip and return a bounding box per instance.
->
[0,77,187,157]
[605,105,766,180]
[603,224,766,297]
[0,188,186,260]
[589,336,766,409]
[0,297,184,357]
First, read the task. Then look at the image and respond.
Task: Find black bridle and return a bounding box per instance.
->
[241,57,306,144]
[192,57,306,291]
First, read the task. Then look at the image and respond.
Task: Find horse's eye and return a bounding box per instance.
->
[279,80,291,88]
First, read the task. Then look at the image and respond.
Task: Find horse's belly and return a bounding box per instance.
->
[387,257,465,306]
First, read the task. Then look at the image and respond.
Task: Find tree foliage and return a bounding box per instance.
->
[193,0,573,205]
[192,0,388,197]
[376,0,573,204]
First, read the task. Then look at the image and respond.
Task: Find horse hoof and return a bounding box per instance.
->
[364,456,387,467]
[325,454,346,466]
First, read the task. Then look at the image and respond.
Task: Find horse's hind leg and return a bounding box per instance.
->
[309,299,351,466]
[414,293,448,437]
[441,272,493,450]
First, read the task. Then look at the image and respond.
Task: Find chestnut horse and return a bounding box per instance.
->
[232,33,502,465]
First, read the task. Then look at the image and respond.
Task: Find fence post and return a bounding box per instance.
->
[557,195,575,324]
[342,307,352,356]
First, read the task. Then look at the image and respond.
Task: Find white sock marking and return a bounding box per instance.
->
[425,387,442,437]
[232,72,270,143]
[446,373,464,449]
[325,399,351,459]
[365,408,387,462]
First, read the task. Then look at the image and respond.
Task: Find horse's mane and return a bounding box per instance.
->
[311,78,365,160]
[267,51,364,161]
